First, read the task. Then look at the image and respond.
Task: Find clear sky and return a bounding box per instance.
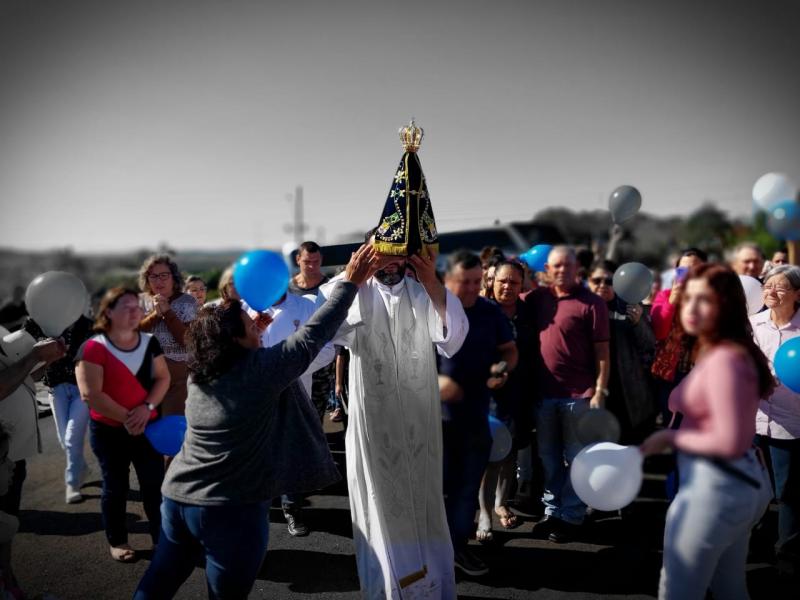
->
[1,0,798,251]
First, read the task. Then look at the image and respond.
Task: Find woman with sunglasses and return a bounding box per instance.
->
[750,264,800,574]
[641,264,774,599]
[138,255,197,419]
[587,260,657,443]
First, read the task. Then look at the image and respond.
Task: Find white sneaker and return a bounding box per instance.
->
[66,484,82,504]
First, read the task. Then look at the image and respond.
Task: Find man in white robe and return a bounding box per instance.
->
[320,250,468,599]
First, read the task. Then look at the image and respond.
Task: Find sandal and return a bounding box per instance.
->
[496,507,519,529]
[110,545,136,562]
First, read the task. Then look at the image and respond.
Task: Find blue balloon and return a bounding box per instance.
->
[520,244,552,273]
[766,200,800,241]
[775,337,800,393]
[144,416,187,456]
[233,250,290,311]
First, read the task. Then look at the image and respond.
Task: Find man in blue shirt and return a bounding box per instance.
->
[439,250,518,576]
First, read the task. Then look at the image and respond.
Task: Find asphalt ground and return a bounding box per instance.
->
[13,404,796,600]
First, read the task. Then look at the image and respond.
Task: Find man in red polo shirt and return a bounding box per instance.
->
[525,246,610,543]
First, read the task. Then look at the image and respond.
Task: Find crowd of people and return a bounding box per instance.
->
[0,236,797,599]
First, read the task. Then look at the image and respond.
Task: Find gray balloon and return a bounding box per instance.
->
[576,408,621,445]
[608,185,642,224]
[613,262,653,305]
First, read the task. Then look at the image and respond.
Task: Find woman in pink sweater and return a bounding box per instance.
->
[641,264,775,600]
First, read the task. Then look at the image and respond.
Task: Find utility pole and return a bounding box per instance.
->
[283,185,308,245]
[293,185,304,245]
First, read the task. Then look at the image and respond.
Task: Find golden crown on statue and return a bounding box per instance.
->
[398,119,424,153]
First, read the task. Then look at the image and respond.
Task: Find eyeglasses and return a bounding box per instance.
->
[763,284,793,295]
[148,272,172,282]
[590,277,613,286]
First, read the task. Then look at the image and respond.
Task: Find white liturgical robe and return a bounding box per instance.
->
[320,275,468,599]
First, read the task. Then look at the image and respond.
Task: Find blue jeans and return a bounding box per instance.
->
[756,435,800,554]
[659,451,771,600]
[89,419,164,546]
[49,383,90,487]
[443,421,492,550]
[134,497,270,600]
[536,397,589,524]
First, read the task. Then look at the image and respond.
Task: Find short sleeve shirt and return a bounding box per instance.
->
[525,285,610,399]
[76,333,163,426]
[439,297,514,427]
[139,293,196,362]
[288,275,330,298]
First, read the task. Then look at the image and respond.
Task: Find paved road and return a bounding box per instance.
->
[14,411,794,599]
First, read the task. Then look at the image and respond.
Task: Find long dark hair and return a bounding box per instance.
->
[679,264,774,398]
[186,300,248,384]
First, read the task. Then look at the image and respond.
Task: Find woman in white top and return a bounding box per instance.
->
[750,264,800,568]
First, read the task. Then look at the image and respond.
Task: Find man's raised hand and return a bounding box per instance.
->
[408,250,438,287]
[344,244,379,286]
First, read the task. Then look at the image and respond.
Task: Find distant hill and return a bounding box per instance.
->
[0,246,248,298]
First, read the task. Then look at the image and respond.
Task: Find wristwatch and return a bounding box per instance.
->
[598,387,610,397]
[146,402,156,411]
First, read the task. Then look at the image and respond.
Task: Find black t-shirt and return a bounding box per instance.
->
[439,297,514,429]
[288,275,330,297]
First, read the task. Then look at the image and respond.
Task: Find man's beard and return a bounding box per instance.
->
[374,267,405,286]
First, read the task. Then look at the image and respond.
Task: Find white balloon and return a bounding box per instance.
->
[488,416,512,462]
[0,330,36,361]
[570,442,643,511]
[739,275,764,316]
[25,271,88,337]
[752,172,797,211]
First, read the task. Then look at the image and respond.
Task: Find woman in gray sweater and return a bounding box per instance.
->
[134,245,376,600]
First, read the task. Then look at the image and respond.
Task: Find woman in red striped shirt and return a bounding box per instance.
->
[76,287,170,563]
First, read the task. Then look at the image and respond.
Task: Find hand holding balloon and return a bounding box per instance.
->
[252,312,273,333]
[625,304,643,325]
[33,338,67,365]
[639,428,675,456]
